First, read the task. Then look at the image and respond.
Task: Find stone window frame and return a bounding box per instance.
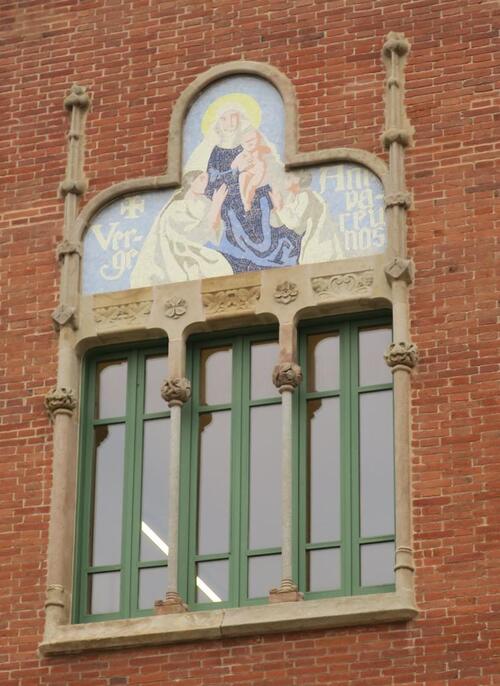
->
[41,35,418,656]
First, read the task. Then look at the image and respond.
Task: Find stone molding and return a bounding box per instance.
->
[161,377,191,407]
[64,84,91,111]
[385,191,412,209]
[274,281,299,304]
[384,257,414,284]
[93,300,152,327]
[56,240,82,262]
[269,578,303,603]
[311,270,374,299]
[59,179,87,198]
[51,304,77,331]
[381,127,412,150]
[164,297,187,319]
[272,362,303,393]
[202,286,261,316]
[384,341,418,370]
[45,584,65,609]
[44,387,77,420]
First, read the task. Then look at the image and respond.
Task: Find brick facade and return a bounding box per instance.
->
[1,1,499,684]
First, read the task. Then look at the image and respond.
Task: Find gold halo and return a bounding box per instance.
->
[201,93,261,136]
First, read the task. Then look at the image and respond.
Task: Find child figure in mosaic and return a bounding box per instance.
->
[231,128,272,211]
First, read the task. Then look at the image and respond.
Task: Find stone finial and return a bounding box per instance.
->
[64,84,91,110]
[44,387,77,420]
[384,342,418,371]
[161,377,191,406]
[383,32,410,58]
[384,257,414,284]
[274,281,299,304]
[56,239,82,262]
[272,362,303,393]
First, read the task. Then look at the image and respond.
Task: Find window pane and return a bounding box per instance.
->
[91,424,125,566]
[249,404,282,550]
[308,548,341,592]
[361,542,395,586]
[96,360,127,418]
[140,418,170,561]
[307,333,339,392]
[360,390,394,538]
[196,560,228,603]
[251,340,279,400]
[89,572,120,614]
[358,327,392,387]
[200,346,232,405]
[144,355,168,414]
[308,398,340,543]
[197,412,231,555]
[138,567,168,610]
[248,555,281,599]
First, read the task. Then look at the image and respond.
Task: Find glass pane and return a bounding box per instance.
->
[308,548,341,592]
[359,327,392,387]
[308,398,340,543]
[200,346,232,405]
[140,418,170,561]
[138,566,168,609]
[307,333,339,392]
[145,355,168,414]
[249,404,282,550]
[96,360,127,418]
[196,560,228,603]
[89,572,120,614]
[361,542,395,586]
[197,412,231,555]
[248,555,281,599]
[360,390,394,538]
[251,340,279,399]
[91,424,125,566]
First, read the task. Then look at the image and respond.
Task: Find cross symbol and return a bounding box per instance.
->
[120,196,145,219]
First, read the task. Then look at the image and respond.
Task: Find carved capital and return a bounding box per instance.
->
[274,281,298,304]
[381,127,412,149]
[56,239,82,262]
[58,178,87,197]
[385,191,412,209]
[269,579,303,603]
[384,342,418,371]
[161,377,191,406]
[383,32,410,58]
[164,297,187,319]
[272,362,303,393]
[45,584,65,609]
[154,592,188,615]
[51,304,77,331]
[384,257,414,284]
[64,84,91,110]
[44,387,77,420]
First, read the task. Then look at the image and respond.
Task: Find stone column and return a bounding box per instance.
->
[155,376,191,614]
[269,362,303,603]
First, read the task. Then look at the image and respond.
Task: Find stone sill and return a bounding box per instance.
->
[39,592,418,656]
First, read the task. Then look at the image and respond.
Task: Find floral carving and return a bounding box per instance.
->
[202,286,260,315]
[272,362,303,392]
[164,297,187,319]
[161,377,192,406]
[384,341,418,370]
[274,281,298,304]
[311,270,374,299]
[44,387,77,420]
[93,300,152,327]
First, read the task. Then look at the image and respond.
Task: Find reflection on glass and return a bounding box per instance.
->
[308,398,340,543]
[145,355,168,414]
[249,404,281,549]
[89,571,120,614]
[359,327,392,387]
[196,560,228,603]
[91,424,125,566]
[360,390,394,538]
[140,419,170,561]
[308,548,341,592]
[96,360,127,418]
[197,412,231,555]
[138,566,168,609]
[251,341,279,400]
[200,346,232,405]
[307,333,339,392]
[361,542,395,586]
[248,555,281,599]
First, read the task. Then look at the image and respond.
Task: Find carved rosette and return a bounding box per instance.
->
[44,387,77,420]
[272,362,303,393]
[161,377,192,407]
[164,297,187,319]
[384,342,418,371]
[384,257,414,284]
[311,270,373,299]
[202,286,260,316]
[274,281,298,304]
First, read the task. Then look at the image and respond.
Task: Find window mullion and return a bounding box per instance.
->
[232,336,246,606]
[342,321,355,596]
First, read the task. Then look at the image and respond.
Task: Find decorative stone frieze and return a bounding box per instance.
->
[161,377,192,407]
[385,191,412,209]
[64,84,91,111]
[93,300,152,327]
[272,362,303,393]
[202,286,261,316]
[164,297,187,319]
[384,341,418,371]
[384,257,414,284]
[51,304,77,331]
[44,387,77,420]
[56,240,82,262]
[311,270,373,299]
[274,281,298,304]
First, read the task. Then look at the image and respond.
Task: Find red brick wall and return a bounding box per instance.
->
[1,1,498,684]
